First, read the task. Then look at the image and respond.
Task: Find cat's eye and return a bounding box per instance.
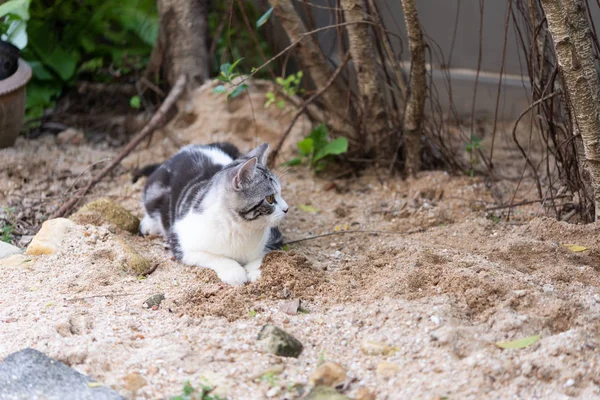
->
[265,195,275,204]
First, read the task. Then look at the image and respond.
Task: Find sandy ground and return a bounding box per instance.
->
[2,84,600,399]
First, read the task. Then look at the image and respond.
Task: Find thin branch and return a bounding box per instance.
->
[484,195,570,211]
[51,75,188,219]
[284,228,426,246]
[268,52,351,166]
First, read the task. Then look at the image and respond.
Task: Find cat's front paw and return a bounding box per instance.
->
[216,266,249,286]
[245,259,262,282]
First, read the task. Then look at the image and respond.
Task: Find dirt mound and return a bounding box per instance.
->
[181,251,329,320]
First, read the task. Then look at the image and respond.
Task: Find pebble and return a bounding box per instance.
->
[117,238,152,275]
[26,218,75,255]
[266,386,281,398]
[143,294,165,309]
[123,372,146,392]
[376,361,399,378]
[309,361,347,387]
[360,340,394,355]
[56,128,85,145]
[430,315,441,326]
[257,324,304,358]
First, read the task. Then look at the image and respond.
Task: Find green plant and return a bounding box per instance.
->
[21,0,157,120]
[213,58,248,99]
[265,71,303,109]
[465,134,482,177]
[171,381,223,400]
[260,371,280,388]
[284,124,348,172]
[1,207,16,244]
[249,309,257,318]
[0,0,30,48]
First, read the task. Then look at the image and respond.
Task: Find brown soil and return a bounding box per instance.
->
[1,82,600,399]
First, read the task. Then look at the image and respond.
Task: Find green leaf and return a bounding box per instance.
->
[27,20,79,81]
[281,157,302,166]
[313,137,348,161]
[256,6,273,28]
[220,63,232,77]
[183,381,194,395]
[28,61,53,81]
[309,124,329,150]
[213,85,227,94]
[129,95,141,109]
[78,57,104,73]
[228,83,247,99]
[297,138,314,156]
[276,99,285,109]
[298,204,319,213]
[275,77,285,86]
[228,57,244,74]
[496,334,541,349]
[314,160,327,171]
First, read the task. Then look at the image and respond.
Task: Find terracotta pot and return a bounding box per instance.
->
[0,58,31,149]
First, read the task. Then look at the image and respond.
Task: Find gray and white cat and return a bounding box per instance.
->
[139,142,288,285]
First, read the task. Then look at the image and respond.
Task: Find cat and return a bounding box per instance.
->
[139,142,288,285]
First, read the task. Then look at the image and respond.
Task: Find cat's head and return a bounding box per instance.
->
[224,143,288,227]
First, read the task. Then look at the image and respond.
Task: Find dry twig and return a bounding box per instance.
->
[51,75,188,219]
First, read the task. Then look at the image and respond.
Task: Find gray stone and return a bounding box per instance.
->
[257,324,304,358]
[0,348,124,400]
[0,241,22,259]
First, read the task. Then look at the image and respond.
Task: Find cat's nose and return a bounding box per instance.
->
[283,206,289,213]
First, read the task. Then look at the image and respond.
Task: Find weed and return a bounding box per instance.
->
[1,207,16,244]
[213,58,248,100]
[465,134,482,177]
[284,124,348,172]
[260,371,280,388]
[171,381,223,400]
[265,71,303,109]
[249,309,257,318]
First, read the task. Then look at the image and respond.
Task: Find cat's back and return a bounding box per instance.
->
[166,142,240,180]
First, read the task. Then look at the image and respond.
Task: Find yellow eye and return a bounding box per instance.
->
[266,195,275,204]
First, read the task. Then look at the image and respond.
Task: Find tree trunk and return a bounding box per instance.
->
[268,0,354,137]
[541,0,600,220]
[145,0,210,93]
[401,0,427,176]
[341,0,388,155]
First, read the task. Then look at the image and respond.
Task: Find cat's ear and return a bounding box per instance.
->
[233,157,258,190]
[246,143,269,165]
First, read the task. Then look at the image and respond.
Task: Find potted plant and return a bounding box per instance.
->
[0,0,31,148]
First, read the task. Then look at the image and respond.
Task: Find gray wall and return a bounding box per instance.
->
[293,0,600,120]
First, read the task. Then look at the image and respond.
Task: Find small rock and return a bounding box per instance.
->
[305,385,351,400]
[57,128,85,145]
[355,387,376,400]
[266,386,282,398]
[279,299,300,315]
[0,241,22,259]
[430,315,441,326]
[376,361,399,378]
[0,254,33,268]
[143,294,165,309]
[360,340,393,355]
[123,372,146,392]
[116,238,151,275]
[257,324,304,358]
[71,199,140,234]
[0,348,123,399]
[309,362,347,387]
[26,218,75,255]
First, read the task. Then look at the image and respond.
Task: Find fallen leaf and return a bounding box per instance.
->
[279,299,300,315]
[563,244,589,252]
[298,204,319,213]
[496,334,541,349]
